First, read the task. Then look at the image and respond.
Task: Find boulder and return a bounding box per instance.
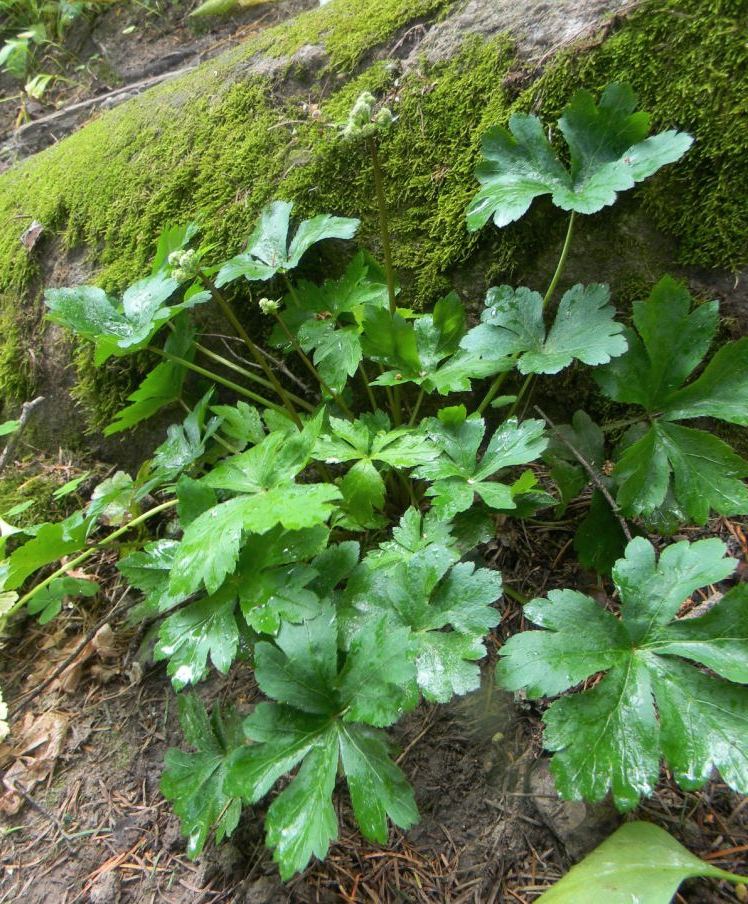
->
[0,0,744,463]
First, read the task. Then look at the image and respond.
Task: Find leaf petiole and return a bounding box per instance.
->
[6,499,179,620]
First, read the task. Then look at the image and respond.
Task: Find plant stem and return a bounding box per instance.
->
[204,280,303,428]
[477,369,510,416]
[7,499,179,620]
[368,138,397,316]
[273,295,355,418]
[408,388,425,426]
[150,347,284,414]
[477,212,576,417]
[542,211,576,308]
[193,341,313,412]
[502,584,530,605]
[368,137,403,426]
[358,362,378,412]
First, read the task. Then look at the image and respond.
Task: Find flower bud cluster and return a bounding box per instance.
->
[168,248,199,283]
[341,91,394,142]
[258,297,280,315]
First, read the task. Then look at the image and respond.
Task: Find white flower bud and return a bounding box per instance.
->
[258,297,280,315]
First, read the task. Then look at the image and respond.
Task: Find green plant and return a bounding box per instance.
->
[1,82,745,883]
[498,537,748,808]
[537,821,747,903]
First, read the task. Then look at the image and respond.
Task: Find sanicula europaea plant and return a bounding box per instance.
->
[1,82,747,881]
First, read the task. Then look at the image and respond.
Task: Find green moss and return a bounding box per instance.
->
[253,0,453,70]
[0,0,744,431]
[519,0,748,270]
[0,459,90,526]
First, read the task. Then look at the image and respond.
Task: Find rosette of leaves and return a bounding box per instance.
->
[461,284,627,376]
[466,82,693,230]
[313,412,438,526]
[595,276,748,525]
[223,607,419,878]
[361,293,505,394]
[215,200,360,287]
[270,251,389,394]
[497,537,748,809]
[413,406,548,518]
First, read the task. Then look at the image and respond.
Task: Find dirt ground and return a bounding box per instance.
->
[0,0,313,153]
[1,503,746,904]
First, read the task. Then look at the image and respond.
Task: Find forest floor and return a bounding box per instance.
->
[0,452,746,903]
[0,0,312,166]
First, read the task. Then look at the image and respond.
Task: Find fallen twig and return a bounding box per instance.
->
[0,396,44,473]
[534,405,633,543]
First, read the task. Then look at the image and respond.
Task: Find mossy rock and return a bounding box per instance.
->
[0,0,745,461]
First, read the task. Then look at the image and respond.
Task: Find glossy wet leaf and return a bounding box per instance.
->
[462,284,626,375]
[215,200,359,287]
[5,512,91,590]
[161,694,245,858]
[155,586,241,689]
[341,544,502,702]
[105,315,196,435]
[233,526,328,634]
[276,252,388,393]
[118,539,184,621]
[45,272,209,364]
[87,471,135,526]
[537,821,746,903]
[223,608,417,878]
[467,82,692,230]
[497,537,747,809]
[414,406,547,518]
[594,277,748,523]
[365,294,502,394]
[169,483,341,597]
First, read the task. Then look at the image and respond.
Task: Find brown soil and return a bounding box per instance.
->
[0,509,746,903]
[0,0,314,150]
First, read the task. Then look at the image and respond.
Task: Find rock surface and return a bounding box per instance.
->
[0,0,744,461]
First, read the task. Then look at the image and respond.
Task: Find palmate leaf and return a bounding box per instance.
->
[467,82,693,230]
[45,273,209,365]
[215,200,359,287]
[155,585,241,690]
[595,276,748,524]
[537,821,747,904]
[315,413,438,525]
[272,252,389,394]
[161,694,245,858]
[169,418,340,596]
[233,525,329,634]
[169,484,341,597]
[105,315,196,435]
[26,575,98,624]
[4,511,91,590]
[461,283,626,375]
[497,537,748,809]
[341,544,502,702]
[224,608,418,879]
[118,538,184,621]
[413,406,547,519]
[363,294,502,394]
